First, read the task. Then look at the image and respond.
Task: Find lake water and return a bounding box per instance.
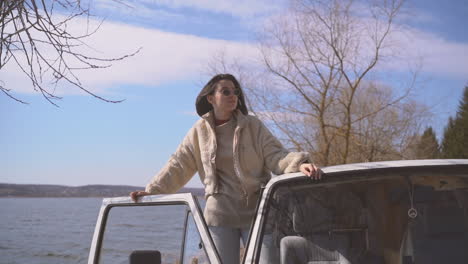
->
[0,197,205,264]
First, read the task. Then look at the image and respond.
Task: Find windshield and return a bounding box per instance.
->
[257,174,468,264]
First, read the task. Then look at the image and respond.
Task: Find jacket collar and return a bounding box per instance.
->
[202,109,248,129]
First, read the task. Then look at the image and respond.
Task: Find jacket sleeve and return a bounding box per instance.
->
[258,120,310,175]
[145,129,198,194]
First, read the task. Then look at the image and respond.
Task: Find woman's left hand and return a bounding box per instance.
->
[299,163,322,180]
[130,190,150,202]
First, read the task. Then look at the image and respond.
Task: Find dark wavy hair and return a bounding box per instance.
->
[195,73,248,117]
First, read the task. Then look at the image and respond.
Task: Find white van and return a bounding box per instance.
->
[88,159,468,264]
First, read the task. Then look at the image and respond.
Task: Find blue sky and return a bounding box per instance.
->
[1,0,467,188]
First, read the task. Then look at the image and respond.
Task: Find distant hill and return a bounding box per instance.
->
[0,183,204,197]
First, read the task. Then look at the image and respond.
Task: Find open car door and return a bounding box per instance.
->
[88,193,221,264]
[244,159,468,264]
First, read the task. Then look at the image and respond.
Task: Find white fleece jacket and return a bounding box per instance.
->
[145,110,310,197]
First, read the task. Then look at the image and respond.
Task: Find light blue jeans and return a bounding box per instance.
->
[209,226,278,264]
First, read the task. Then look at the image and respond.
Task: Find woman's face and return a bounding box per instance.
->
[207,79,239,117]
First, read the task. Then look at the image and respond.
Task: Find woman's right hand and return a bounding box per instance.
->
[130,190,150,202]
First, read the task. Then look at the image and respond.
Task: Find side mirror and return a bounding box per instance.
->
[129,250,161,264]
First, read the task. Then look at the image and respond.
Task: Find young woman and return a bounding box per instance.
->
[130,73,321,264]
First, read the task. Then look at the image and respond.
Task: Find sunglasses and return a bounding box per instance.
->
[218,89,241,97]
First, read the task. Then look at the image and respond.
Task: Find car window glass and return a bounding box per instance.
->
[183,211,210,264]
[99,204,185,264]
[258,175,468,264]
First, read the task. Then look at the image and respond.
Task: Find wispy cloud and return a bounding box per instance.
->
[380,28,468,78]
[3,5,467,98]
[92,0,282,39]
[93,0,282,20]
[95,0,186,21]
[137,0,281,18]
[2,17,258,96]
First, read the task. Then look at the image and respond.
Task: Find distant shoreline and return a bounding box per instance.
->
[0,183,205,198]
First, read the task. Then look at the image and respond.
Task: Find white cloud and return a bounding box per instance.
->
[3,8,467,98]
[138,0,281,18]
[348,4,468,78]
[92,0,284,44]
[383,28,468,78]
[93,0,282,19]
[260,5,468,80]
[95,0,188,22]
[1,17,259,96]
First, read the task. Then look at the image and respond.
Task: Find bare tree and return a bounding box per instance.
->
[207,0,432,166]
[341,81,430,162]
[1,0,139,105]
